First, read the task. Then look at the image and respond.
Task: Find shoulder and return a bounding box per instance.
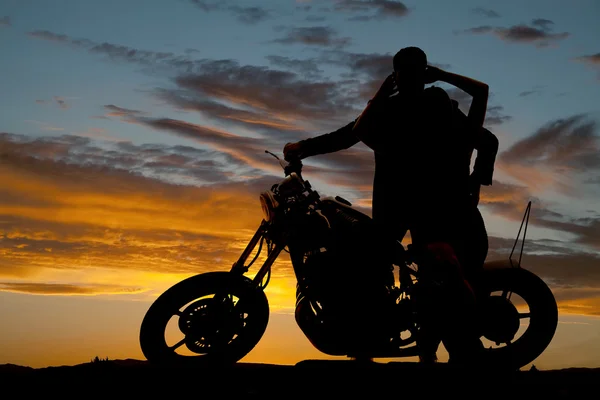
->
[423,86,451,104]
[423,86,453,116]
[424,86,449,96]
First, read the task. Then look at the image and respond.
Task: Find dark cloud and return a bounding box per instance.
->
[34,97,70,110]
[103,104,147,120]
[88,42,178,65]
[335,51,392,79]
[480,179,600,250]
[519,86,544,97]
[188,1,272,24]
[532,18,554,30]
[455,19,570,48]
[584,176,600,185]
[471,8,500,18]
[485,105,512,126]
[0,132,236,187]
[135,117,376,194]
[188,0,220,12]
[28,30,70,42]
[575,53,600,65]
[266,55,324,79]
[0,16,11,26]
[28,30,196,70]
[167,59,360,129]
[445,87,472,110]
[152,88,308,138]
[53,96,69,110]
[140,117,281,172]
[306,15,327,22]
[444,87,511,126]
[0,282,146,295]
[460,25,494,35]
[229,6,272,24]
[314,50,400,100]
[333,0,411,21]
[104,104,144,115]
[272,26,352,48]
[495,25,569,47]
[574,53,600,80]
[486,236,600,289]
[499,114,599,172]
[25,29,369,141]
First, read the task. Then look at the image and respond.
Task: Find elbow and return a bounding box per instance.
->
[490,130,499,154]
[480,127,500,154]
[480,83,489,100]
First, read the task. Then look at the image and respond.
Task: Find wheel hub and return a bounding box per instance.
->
[178,297,243,354]
[480,295,521,344]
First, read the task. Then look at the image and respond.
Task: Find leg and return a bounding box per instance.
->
[414,238,483,365]
[463,206,488,301]
[426,242,483,365]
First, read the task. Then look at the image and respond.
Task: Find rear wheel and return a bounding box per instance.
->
[478,267,558,370]
[139,272,269,366]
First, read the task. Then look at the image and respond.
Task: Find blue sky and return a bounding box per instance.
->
[2,0,599,145]
[1,0,600,368]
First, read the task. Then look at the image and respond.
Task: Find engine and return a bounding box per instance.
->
[292,196,398,355]
[293,196,393,305]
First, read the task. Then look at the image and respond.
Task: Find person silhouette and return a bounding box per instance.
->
[283,46,498,364]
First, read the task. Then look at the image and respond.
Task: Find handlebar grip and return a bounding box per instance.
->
[284,159,303,178]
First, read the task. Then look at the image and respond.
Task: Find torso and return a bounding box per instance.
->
[371,87,471,227]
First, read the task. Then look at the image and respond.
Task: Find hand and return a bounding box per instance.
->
[373,73,397,100]
[424,66,444,84]
[283,142,304,161]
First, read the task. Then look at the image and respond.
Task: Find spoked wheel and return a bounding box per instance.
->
[477,267,558,370]
[140,272,269,366]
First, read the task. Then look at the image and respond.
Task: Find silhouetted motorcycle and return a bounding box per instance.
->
[139,151,558,370]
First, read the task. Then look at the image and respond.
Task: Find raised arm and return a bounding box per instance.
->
[352,73,396,151]
[426,67,489,128]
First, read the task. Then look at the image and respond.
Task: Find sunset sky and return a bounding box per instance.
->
[1,0,600,369]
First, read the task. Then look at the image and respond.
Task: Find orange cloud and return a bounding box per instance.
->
[0,282,148,296]
[0,134,299,303]
[2,130,599,317]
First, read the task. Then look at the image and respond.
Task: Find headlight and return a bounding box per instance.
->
[259,191,279,222]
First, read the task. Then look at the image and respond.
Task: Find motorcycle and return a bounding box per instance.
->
[139,151,558,370]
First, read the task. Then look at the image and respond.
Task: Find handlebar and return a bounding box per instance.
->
[265,149,304,180]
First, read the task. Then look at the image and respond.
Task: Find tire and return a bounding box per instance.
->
[139,271,269,366]
[478,267,558,370]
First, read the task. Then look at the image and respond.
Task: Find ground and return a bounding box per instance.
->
[1,359,598,398]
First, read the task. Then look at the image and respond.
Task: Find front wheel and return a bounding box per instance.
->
[139,272,269,366]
